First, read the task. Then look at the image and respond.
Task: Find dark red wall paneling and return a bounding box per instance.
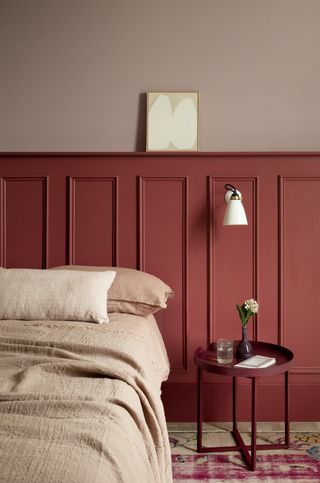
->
[0,176,48,268]
[0,152,319,421]
[69,176,117,266]
[279,177,320,374]
[139,177,188,372]
[208,177,258,343]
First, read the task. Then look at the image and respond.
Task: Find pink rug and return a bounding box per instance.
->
[172,454,320,482]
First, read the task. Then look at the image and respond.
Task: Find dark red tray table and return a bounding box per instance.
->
[194,341,294,471]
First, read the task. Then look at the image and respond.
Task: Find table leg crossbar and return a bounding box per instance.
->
[197,371,290,471]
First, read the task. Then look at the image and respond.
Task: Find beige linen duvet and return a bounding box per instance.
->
[0,313,172,483]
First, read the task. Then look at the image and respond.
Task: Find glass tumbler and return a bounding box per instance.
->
[216,339,233,364]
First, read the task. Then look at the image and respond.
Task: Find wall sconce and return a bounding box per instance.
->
[223,184,248,226]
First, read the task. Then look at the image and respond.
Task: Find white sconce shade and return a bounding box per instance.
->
[223,184,248,226]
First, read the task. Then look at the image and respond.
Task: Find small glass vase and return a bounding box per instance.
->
[236,326,253,359]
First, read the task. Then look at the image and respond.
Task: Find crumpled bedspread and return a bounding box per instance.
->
[0,314,172,483]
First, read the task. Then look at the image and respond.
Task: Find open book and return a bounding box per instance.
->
[234,355,276,369]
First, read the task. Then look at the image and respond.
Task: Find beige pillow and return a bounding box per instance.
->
[0,268,116,323]
[51,265,173,316]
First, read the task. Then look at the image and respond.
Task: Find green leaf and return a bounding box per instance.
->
[236,304,246,324]
[244,310,254,325]
[236,304,242,317]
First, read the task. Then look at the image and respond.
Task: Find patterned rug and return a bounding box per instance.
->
[168,423,320,482]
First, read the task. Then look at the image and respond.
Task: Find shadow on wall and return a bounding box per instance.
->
[135,93,147,152]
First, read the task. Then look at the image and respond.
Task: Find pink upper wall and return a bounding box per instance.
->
[1,0,320,151]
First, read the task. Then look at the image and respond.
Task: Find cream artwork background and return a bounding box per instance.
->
[147,92,199,151]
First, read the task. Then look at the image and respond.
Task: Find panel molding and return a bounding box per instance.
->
[292,367,320,374]
[279,176,320,375]
[0,176,49,268]
[68,176,118,266]
[207,176,259,345]
[0,178,3,267]
[138,176,188,372]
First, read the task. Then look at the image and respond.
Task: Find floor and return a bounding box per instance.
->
[168,422,320,455]
[168,423,320,481]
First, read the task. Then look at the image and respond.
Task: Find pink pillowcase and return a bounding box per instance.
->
[51,265,173,316]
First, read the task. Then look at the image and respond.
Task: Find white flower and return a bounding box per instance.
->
[244,299,259,314]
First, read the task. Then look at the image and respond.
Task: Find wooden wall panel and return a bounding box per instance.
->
[0,153,320,421]
[69,176,117,266]
[0,177,48,268]
[279,177,320,374]
[208,177,258,343]
[139,176,188,372]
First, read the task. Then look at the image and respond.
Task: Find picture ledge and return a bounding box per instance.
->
[1,151,320,157]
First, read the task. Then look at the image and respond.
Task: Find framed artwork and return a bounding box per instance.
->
[146,91,199,151]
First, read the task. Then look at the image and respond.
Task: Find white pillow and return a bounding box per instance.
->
[0,268,116,324]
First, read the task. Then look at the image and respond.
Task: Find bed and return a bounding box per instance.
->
[0,267,173,483]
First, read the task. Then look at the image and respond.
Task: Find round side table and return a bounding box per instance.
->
[194,341,294,471]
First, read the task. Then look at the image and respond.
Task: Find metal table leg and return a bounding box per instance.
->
[251,377,257,471]
[232,376,237,431]
[232,377,256,471]
[196,373,290,470]
[197,367,203,452]
[285,371,290,447]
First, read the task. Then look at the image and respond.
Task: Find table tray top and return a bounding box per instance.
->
[195,341,294,377]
